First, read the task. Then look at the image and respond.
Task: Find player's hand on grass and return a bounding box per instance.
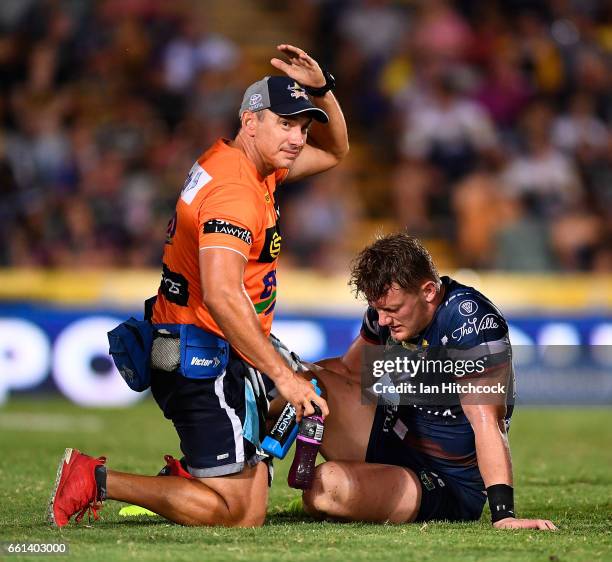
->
[275,372,329,422]
[271,44,325,89]
[493,517,558,531]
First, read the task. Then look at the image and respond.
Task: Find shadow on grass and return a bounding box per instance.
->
[265,510,316,525]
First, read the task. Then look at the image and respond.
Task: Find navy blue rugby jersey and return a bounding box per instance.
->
[360,276,515,424]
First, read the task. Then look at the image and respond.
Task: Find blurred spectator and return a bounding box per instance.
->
[162,19,239,94]
[451,163,505,269]
[281,160,363,273]
[493,194,556,271]
[398,70,498,182]
[474,48,532,131]
[334,0,409,127]
[412,0,472,62]
[392,68,499,236]
[515,9,565,95]
[550,205,605,270]
[338,0,405,63]
[501,101,582,218]
[552,92,609,160]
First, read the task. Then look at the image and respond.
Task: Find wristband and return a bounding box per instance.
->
[486,484,515,523]
[305,68,335,97]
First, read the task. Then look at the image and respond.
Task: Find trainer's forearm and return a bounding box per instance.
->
[205,289,290,383]
[308,92,349,160]
[473,419,513,487]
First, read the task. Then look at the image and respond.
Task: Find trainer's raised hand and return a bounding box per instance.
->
[493,517,558,531]
[270,44,325,89]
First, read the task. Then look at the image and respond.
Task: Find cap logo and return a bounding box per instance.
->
[249,93,263,110]
[287,82,308,100]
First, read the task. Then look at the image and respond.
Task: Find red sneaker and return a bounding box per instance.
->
[158,455,194,479]
[47,448,107,528]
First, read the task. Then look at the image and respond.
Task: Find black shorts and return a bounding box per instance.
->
[365,406,486,522]
[151,352,269,479]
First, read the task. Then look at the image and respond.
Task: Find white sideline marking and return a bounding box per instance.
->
[0,413,103,432]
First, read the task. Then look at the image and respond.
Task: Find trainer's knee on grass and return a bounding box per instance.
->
[223,498,267,528]
[183,490,266,527]
[164,473,267,528]
[232,506,266,528]
[302,462,348,519]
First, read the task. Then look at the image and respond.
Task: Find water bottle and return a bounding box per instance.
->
[287,404,324,490]
[262,379,321,459]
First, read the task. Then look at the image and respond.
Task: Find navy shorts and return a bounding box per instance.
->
[151,351,269,478]
[365,406,486,522]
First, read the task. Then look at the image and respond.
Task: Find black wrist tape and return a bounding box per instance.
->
[487,484,515,523]
[305,68,335,97]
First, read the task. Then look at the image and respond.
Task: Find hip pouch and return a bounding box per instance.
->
[107,317,154,392]
[152,323,229,380]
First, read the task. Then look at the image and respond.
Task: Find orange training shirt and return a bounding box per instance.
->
[152,139,286,344]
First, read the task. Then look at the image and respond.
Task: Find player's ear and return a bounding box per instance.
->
[422,280,438,303]
[241,111,258,137]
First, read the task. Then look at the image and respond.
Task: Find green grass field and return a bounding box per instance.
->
[0,397,610,562]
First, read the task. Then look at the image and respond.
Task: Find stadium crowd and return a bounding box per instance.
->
[0,0,610,271]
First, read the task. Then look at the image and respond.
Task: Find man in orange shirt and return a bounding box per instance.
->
[48,44,348,528]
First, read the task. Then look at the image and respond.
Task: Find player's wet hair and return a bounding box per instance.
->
[350,233,440,302]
